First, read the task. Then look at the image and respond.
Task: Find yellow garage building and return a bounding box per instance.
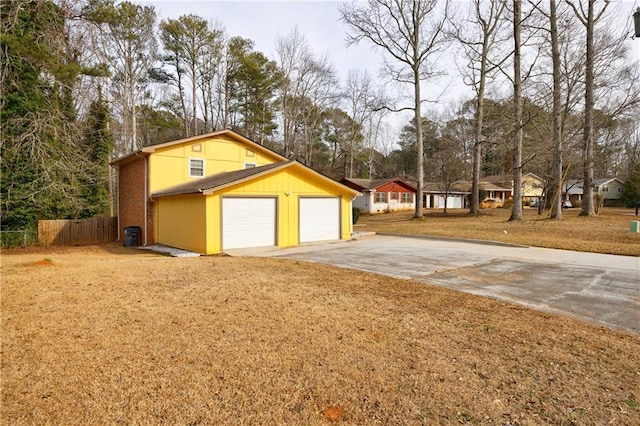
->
[111,130,359,255]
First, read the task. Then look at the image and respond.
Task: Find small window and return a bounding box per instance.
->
[244,163,256,169]
[401,193,413,203]
[189,158,204,177]
[246,149,255,157]
[191,143,202,153]
[375,192,386,203]
[390,192,398,200]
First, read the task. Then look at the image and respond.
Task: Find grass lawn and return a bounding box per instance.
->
[356,207,640,256]
[2,245,639,425]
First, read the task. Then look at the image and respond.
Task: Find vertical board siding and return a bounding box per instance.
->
[38,217,117,246]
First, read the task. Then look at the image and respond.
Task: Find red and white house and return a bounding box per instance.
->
[341,177,417,214]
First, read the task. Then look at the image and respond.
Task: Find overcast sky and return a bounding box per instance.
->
[143,1,381,83]
[138,0,640,131]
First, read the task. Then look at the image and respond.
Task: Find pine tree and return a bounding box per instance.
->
[1,0,86,234]
[79,90,114,218]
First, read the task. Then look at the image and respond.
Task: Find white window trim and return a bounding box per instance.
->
[189,158,205,178]
[244,162,257,169]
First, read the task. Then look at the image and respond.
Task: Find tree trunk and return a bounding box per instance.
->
[580,0,596,217]
[413,13,424,219]
[550,0,563,219]
[509,0,523,222]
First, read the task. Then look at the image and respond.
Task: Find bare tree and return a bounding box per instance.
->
[548,0,564,219]
[566,0,610,217]
[451,0,509,215]
[275,28,339,161]
[509,0,524,222]
[340,0,450,219]
[87,1,157,154]
[343,69,390,178]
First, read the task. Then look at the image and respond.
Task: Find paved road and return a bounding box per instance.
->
[237,235,640,335]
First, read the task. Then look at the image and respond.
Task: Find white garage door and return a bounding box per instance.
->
[438,196,462,209]
[299,198,340,243]
[222,197,276,250]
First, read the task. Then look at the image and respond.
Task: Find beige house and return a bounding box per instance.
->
[483,173,545,204]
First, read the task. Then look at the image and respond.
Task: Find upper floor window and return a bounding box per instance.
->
[189,158,204,177]
[375,192,386,203]
[244,163,257,169]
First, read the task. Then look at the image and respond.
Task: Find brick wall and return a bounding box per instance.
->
[117,157,154,245]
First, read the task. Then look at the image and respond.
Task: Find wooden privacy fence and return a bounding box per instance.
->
[38,217,117,246]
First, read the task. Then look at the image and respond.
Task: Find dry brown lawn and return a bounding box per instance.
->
[357,207,640,256]
[2,244,639,425]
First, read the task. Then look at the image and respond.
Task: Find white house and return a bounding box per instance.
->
[563,178,625,207]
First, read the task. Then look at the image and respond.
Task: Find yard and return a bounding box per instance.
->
[357,207,640,256]
[2,244,639,425]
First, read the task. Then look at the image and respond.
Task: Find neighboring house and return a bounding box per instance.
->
[563,178,625,207]
[111,129,359,254]
[483,173,545,204]
[341,177,416,214]
[423,182,469,209]
[422,180,512,209]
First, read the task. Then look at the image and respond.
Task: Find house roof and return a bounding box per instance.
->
[110,129,286,166]
[482,173,544,185]
[341,177,417,192]
[152,160,360,198]
[482,174,511,184]
[423,181,471,193]
[595,177,624,186]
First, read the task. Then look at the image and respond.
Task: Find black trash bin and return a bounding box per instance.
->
[124,226,141,247]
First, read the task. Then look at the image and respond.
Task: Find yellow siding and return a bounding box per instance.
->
[204,195,221,254]
[201,167,353,254]
[156,194,207,253]
[148,135,281,193]
[523,175,544,198]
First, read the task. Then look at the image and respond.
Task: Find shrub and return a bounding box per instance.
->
[352,207,361,224]
[0,227,38,248]
[594,193,604,216]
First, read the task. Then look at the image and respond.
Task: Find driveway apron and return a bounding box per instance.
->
[263,235,640,335]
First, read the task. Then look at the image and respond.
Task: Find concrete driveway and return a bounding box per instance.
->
[241,235,640,335]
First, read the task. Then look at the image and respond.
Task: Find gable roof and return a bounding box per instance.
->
[152,160,360,198]
[341,177,417,192]
[483,173,544,185]
[110,129,286,166]
[595,177,624,186]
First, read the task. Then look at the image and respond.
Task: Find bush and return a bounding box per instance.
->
[502,198,513,209]
[352,207,361,224]
[0,228,38,248]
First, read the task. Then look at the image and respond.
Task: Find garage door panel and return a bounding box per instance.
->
[222,198,276,250]
[299,198,340,243]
